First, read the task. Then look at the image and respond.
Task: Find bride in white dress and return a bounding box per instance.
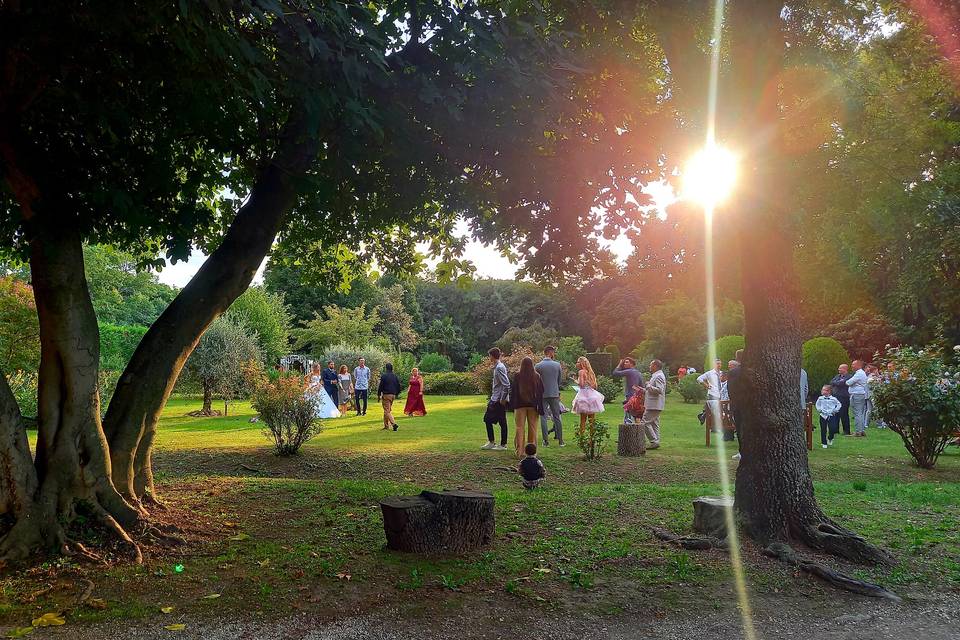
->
[305,364,341,419]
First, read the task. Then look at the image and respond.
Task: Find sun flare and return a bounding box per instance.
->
[683,145,739,208]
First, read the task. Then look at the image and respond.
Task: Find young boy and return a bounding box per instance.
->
[518,443,546,489]
[815,384,842,448]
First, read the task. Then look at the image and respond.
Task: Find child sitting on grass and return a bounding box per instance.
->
[518,443,545,489]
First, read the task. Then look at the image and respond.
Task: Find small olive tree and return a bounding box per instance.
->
[184,316,262,416]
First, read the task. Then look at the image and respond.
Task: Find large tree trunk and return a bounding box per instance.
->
[728,0,891,566]
[103,115,319,506]
[202,385,214,415]
[0,227,140,563]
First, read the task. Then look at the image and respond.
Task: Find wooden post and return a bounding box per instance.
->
[617,422,646,456]
[804,403,814,451]
[380,489,494,554]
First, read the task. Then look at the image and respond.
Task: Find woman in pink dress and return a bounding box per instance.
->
[403,367,427,417]
[571,356,605,437]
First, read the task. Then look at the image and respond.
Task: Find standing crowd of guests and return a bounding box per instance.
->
[301,356,428,431]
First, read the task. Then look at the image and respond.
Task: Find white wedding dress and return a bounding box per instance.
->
[307,374,341,419]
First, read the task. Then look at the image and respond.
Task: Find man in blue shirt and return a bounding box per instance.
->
[613,357,645,424]
[321,360,339,409]
[353,357,371,416]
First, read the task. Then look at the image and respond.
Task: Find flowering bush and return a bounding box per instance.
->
[252,375,321,456]
[870,344,960,469]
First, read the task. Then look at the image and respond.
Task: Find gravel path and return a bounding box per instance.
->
[48,590,959,640]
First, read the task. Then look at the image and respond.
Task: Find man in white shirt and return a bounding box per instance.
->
[846,359,869,437]
[697,360,723,429]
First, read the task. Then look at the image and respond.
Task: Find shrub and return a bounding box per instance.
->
[595,375,620,404]
[253,375,322,456]
[422,372,481,395]
[585,352,613,377]
[322,343,389,389]
[871,344,960,469]
[705,335,745,371]
[99,323,148,372]
[5,370,38,419]
[418,352,453,373]
[802,337,850,396]
[575,419,610,460]
[677,374,707,403]
[467,352,486,369]
[391,351,417,389]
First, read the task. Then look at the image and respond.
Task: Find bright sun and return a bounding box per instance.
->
[682,145,738,208]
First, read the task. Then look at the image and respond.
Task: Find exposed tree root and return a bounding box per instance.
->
[187,409,222,417]
[88,503,142,565]
[75,578,95,605]
[652,527,728,551]
[142,525,187,547]
[140,491,168,511]
[19,583,53,604]
[797,521,896,567]
[764,542,901,601]
[62,541,106,565]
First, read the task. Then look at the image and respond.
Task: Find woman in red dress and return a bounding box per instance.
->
[403,367,427,417]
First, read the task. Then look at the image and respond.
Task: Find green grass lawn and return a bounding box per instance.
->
[3,392,958,630]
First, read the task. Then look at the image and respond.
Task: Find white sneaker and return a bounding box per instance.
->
[493,444,508,451]
[731,453,741,460]
[558,442,566,447]
[828,438,834,446]
[480,442,495,450]
[821,444,828,449]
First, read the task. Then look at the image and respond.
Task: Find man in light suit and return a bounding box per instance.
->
[640,359,667,449]
[535,346,565,447]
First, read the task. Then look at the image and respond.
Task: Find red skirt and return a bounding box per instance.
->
[404,379,427,416]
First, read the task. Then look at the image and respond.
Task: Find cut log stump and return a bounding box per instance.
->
[692,496,733,537]
[617,422,646,456]
[380,489,494,554]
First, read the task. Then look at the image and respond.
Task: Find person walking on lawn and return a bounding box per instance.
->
[816,384,842,448]
[481,347,510,450]
[830,363,852,435]
[353,357,371,416]
[377,362,402,431]
[640,359,666,449]
[613,357,645,424]
[847,359,869,437]
[535,345,564,447]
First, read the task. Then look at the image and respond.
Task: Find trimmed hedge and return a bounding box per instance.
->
[802,337,850,397]
[99,323,148,372]
[585,352,614,377]
[678,374,707,403]
[705,335,745,371]
[422,372,481,395]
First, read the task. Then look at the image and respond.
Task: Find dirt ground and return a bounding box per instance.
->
[50,585,959,640]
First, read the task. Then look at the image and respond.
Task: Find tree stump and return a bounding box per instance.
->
[380,489,494,553]
[617,422,646,456]
[693,496,733,537]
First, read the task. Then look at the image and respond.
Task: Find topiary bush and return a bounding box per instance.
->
[705,335,745,371]
[595,375,620,404]
[418,352,453,373]
[422,372,481,395]
[677,374,707,403]
[871,344,960,469]
[802,337,850,396]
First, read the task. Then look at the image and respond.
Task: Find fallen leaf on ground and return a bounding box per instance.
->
[6,627,34,637]
[532,567,551,573]
[160,606,175,614]
[227,533,249,541]
[201,593,221,600]
[335,573,351,581]
[257,559,270,568]
[164,624,186,631]
[31,613,65,627]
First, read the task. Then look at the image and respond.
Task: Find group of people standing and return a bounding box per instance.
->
[817,360,884,445]
[480,347,668,467]
[303,358,427,430]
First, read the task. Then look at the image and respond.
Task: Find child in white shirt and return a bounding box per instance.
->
[815,385,842,448]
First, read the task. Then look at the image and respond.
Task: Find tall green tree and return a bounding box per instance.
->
[226,286,293,364]
[83,245,178,327]
[293,304,380,354]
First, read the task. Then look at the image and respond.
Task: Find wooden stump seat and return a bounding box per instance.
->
[380,489,494,554]
[617,422,646,456]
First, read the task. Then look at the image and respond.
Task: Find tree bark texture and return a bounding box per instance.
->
[728,0,892,566]
[616,422,646,456]
[380,490,495,554]
[0,227,140,563]
[102,114,319,506]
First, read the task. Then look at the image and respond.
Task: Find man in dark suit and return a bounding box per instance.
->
[830,364,852,436]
